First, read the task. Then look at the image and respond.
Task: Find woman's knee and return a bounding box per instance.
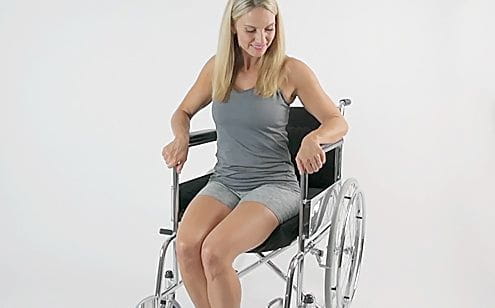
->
[176,196,232,263]
[201,238,233,279]
[176,229,203,264]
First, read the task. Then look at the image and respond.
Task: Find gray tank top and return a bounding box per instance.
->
[209,87,301,193]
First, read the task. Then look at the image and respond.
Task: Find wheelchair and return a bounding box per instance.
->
[137,98,366,308]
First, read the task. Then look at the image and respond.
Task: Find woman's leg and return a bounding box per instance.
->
[176,195,233,308]
[200,201,280,308]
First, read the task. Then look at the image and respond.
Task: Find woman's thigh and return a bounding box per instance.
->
[200,183,300,263]
[239,183,301,225]
[177,181,240,245]
[201,200,280,266]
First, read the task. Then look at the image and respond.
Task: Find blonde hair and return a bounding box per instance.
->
[212,0,289,103]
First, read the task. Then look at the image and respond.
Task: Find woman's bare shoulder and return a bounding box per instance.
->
[283,56,317,88]
[283,55,308,72]
[282,55,306,86]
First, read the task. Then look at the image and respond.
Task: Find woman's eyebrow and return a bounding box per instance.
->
[244,22,275,28]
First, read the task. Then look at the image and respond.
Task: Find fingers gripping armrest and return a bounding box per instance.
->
[188,129,217,147]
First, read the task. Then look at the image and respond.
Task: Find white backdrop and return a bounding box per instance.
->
[1,0,494,307]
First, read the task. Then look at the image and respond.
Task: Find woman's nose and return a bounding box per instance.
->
[255,31,266,45]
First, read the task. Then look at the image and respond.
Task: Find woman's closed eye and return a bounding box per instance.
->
[246,29,274,33]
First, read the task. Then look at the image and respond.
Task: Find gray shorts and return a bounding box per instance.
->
[196,180,302,224]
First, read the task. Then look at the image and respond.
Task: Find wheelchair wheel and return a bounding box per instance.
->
[324,178,366,308]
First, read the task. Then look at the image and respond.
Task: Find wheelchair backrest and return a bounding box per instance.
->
[287,107,341,189]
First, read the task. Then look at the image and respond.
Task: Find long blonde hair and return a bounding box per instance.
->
[212,0,289,103]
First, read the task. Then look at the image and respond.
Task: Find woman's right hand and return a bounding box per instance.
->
[162,136,189,174]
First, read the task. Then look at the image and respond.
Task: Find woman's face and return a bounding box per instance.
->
[232,7,276,57]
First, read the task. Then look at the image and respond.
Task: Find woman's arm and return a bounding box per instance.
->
[171,55,216,141]
[289,57,349,144]
[163,55,215,172]
[288,57,349,174]
[170,109,191,142]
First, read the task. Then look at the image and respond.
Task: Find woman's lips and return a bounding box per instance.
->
[252,44,265,51]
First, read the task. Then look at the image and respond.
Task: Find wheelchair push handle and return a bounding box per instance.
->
[339,98,351,107]
[338,98,352,116]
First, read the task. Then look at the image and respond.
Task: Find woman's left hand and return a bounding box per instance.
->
[295,135,326,174]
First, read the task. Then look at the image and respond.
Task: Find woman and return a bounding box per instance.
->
[161,0,348,307]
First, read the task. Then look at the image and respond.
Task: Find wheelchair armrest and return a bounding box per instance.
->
[189,129,217,147]
[320,138,344,153]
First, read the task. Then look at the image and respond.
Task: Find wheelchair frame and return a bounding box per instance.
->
[137,98,366,308]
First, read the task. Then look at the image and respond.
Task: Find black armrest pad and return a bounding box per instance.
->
[189,129,217,147]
